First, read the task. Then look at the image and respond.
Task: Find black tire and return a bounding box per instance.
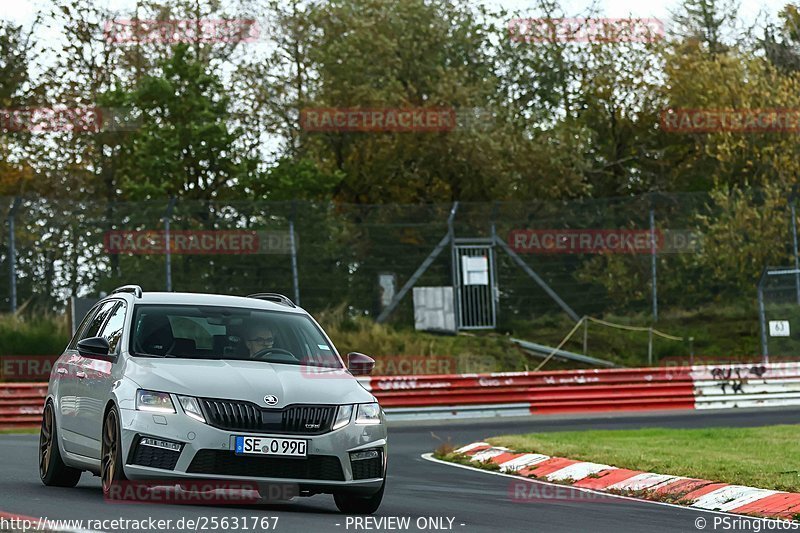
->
[39,401,82,487]
[101,405,127,496]
[333,480,385,514]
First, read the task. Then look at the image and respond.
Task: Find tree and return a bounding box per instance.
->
[111,43,257,200]
[672,0,739,56]
[0,21,37,195]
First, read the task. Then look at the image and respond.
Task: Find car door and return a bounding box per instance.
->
[74,300,127,459]
[62,300,117,457]
[58,303,101,453]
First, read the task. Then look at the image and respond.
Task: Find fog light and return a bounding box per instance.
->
[139,437,182,452]
[350,450,380,461]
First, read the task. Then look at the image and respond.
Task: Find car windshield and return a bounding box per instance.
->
[129,304,343,369]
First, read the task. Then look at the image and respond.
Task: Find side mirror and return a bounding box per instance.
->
[77,336,112,360]
[347,352,375,376]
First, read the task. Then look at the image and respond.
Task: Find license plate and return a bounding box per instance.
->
[234,436,307,457]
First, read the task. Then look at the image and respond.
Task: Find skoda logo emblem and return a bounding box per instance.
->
[264,395,279,406]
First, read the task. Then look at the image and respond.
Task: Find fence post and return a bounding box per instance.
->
[289,201,300,306]
[162,197,177,292]
[791,203,800,304]
[7,197,20,313]
[449,202,460,330]
[649,207,658,322]
[582,318,588,355]
[647,326,653,366]
[758,270,769,364]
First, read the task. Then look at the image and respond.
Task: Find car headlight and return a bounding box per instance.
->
[177,396,205,423]
[355,403,381,425]
[332,404,353,430]
[135,389,175,413]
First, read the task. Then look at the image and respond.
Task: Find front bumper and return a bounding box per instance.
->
[118,408,387,495]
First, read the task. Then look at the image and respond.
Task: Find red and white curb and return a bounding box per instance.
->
[446,442,800,520]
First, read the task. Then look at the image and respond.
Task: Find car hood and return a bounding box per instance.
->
[125,357,375,407]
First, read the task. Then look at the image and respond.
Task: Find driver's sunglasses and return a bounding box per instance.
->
[248,336,274,343]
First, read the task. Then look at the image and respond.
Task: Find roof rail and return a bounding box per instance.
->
[246,293,296,308]
[111,285,143,298]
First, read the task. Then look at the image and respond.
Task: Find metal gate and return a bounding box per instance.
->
[452,241,497,329]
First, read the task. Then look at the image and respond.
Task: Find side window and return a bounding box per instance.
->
[67,305,101,350]
[81,301,117,341]
[98,302,127,354]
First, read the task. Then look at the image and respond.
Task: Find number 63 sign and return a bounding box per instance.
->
[769,320,791,337]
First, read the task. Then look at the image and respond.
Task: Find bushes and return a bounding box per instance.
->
[0,313,69,355]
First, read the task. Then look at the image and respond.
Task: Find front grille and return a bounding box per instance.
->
[351,453,383,480]
[187,450,344,481]
[128,441,181,470]
[199,399,335,435]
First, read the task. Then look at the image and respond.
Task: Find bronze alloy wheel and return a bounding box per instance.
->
[39,401,81,487]
[101,408,120,493]
[38,402,54,479]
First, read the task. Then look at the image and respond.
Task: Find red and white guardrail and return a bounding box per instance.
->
[1,362,798,428]
[359,361,800,420]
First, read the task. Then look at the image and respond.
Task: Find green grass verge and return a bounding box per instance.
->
[0,302,768,378]
[322,302,763,371]
[487,425,800,492]
[0,427,38,434]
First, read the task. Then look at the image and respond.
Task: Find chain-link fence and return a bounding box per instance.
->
[758,267,800,359]
[0,191,798,341]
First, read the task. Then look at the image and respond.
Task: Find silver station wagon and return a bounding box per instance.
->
[39,286,387,514]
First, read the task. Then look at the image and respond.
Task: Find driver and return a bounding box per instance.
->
[245,319,275,357]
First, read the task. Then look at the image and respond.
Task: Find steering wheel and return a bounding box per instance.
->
[251,347,298,361]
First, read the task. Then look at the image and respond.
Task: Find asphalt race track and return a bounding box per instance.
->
[1,407,798,533]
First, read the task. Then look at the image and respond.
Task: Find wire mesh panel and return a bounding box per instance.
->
[759,268,800,359]
[0,191,794,343]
